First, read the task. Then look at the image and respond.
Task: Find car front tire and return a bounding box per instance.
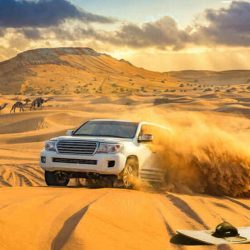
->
[45,171,70,186]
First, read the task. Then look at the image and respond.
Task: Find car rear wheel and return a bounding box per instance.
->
[45,171,70,186]
[122,157,139,189]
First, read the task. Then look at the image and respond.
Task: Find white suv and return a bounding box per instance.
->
[40,119,167,188]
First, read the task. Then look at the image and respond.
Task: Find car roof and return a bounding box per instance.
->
[90,119,137,123]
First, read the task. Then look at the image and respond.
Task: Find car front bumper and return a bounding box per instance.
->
[40,150,126,176]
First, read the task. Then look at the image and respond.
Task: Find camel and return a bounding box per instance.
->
[10,99,30,113]
[0,103,8,112]
[30,97,51,110]
[24,98,31,104]
[10,101,25,113]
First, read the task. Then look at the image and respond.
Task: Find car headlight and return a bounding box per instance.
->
[96,143,123,154]
[45,140,57,152]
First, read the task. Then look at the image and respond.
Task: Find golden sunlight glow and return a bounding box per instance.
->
[111,47,250,71]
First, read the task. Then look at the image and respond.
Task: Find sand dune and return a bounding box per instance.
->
[216,104,250,116]
[1,48,250,97]
[0,188,249,250]
[0,93,250,249]
[0,48,172,95]
[0,164,43,187]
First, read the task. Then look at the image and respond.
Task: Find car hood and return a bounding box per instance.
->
[52,136,133,144]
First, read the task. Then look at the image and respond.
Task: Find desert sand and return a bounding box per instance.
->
[0,91,250,250]
[0,187,249,250]
[0,48,250,249]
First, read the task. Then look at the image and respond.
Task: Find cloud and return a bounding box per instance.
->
[193,1,250,46]
[105,1,250,49]
[76,1,250,50]
[22,28,42,40]
[0,28,5,37]
[0,0,250,60]
[100,16,190,50]
[43,16,190,50]
[0,0,114,28]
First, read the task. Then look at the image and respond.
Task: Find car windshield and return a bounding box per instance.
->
[73,121,139,139]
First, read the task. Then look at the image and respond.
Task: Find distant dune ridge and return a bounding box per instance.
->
[0,47,167,95]
[0,47,250,95]
[168,70,250,85]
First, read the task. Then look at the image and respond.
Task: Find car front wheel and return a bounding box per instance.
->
[45,171,70,186]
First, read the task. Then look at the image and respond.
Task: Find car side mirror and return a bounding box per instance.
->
[138,134,153,143]
[66,130,74,136]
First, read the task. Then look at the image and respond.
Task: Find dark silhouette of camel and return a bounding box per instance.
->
[0,103,8,112]
[24,98,31,104]
[10,101,25,113]
[10,99,30,113]
[30,97,51,110]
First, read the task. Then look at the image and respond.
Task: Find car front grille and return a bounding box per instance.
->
[56,140,98,155]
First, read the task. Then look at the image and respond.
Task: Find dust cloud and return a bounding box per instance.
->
[126,109,250,197]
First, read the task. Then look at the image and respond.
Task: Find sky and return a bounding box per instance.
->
[73,0,225,25]
[0,0,250,71]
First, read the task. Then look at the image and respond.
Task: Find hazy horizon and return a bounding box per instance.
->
[2,46,250,73]
[0,0,250,71]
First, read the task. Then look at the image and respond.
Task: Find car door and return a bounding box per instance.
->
[137,124,165,182]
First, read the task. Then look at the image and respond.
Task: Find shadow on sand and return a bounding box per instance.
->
[170,234,209,246]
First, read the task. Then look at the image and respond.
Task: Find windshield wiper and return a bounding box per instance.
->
[94,135,127,138]
[73,134,92,136]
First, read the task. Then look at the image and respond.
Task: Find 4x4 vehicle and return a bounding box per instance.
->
[40,119,168,188]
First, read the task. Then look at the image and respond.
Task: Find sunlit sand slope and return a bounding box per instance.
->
[0,187,249,250]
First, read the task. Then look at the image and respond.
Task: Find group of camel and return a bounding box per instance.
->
[0,97,51,114]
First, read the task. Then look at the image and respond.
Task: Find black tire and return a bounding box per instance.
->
[86,179,101,188]
[122,157,139,189]
[45,171,69,186]
[102,177,114,188]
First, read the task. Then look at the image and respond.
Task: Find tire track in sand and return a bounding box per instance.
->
[51,193,107,250]
[156,208,175,237]
[166,194,209,229]
[226,197,250,211]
